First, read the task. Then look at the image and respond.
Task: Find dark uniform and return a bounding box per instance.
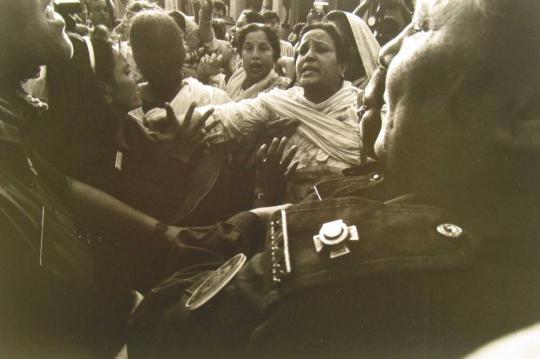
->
[0,89,118,357]
[128,172,540,358]
[0,88,266,356]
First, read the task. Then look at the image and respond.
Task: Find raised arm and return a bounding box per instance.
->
[198,0,215,45]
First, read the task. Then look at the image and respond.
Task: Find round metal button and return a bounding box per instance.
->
[437,223,463,238]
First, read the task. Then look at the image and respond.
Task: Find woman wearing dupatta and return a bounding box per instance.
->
[197,23,375,202]
[325,10,381,90]
[224,24,289,101]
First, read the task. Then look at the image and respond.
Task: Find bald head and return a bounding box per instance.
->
[130,10,185,87]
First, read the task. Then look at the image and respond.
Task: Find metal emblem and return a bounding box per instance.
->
[270,210,292,284]
[185,253,247,310]
[437,223,463,238]
[313,220,359,259]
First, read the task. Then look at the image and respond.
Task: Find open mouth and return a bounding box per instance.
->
[301,65,319,76]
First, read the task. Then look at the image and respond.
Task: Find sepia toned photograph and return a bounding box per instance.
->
[1,0,539,357]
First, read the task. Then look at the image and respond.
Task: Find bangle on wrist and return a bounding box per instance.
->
[154,221,169,239]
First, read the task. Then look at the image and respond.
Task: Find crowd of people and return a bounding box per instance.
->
[1,0,540,357]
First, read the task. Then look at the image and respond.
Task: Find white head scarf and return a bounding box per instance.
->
[343,12,381,80]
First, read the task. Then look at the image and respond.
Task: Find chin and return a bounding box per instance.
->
[373,136,387,161]
[47,32,74,64]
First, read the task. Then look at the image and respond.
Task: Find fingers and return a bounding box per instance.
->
[204,119,219,133]
[198,107,215,126]
[275,137,288,157]
[181,102,197,130]
[266,137,280,163]
[284,161,299,179]
[256,143,268,162]
[280,144,298,168]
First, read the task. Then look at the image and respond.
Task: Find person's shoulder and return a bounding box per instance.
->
[184,77,231,105]
[265,196,480,298]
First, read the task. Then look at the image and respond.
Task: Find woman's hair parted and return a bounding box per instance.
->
[237,23,281,62]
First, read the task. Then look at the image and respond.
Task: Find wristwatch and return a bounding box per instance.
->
[256,192,266,201]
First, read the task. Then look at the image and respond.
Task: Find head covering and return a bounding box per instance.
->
[344,12,380,81]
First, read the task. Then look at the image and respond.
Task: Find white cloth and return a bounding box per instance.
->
[131,77,231,124]
[170,77,231,118]
[344,13,380,84]
[225,67,280,101]
[280,40,295,58]
[208,81,361,201]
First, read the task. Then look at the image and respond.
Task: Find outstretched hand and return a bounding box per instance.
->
[150,102,218,164]
[254,137,298,205]
[197,53,224,83]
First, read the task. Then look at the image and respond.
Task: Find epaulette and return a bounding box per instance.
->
[263,196,480,306]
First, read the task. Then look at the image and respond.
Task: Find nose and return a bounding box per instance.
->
[252,47,261,59]
[377,24,409,69]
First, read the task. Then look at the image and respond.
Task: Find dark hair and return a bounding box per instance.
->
[168,10,186,32]
[92,29,115,87]
[212,19,227,40]
[239,10,264,25]
[41,32,118,175]
[126,0,161,13]
[237,23,281,61]
[214,0,227,15]
[293,22,306,34]
[298,23,349,66]
[260,10,280,23]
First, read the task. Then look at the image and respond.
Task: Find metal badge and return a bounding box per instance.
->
[185,253,247,310]
[437,223,463,238]
[270,210,292,284]
[313,220,359,259]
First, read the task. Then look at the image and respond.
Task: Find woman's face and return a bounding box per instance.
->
[327,16,362,80]
[242,30,275,84]
[109,50,142,111]
[296,29,344,93]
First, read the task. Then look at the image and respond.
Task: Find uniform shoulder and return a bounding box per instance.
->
[263,197,481,302]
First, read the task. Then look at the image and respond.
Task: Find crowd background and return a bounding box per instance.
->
[5,0,540,358]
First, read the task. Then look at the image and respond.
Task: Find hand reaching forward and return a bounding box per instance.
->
[150,102,218,164]
[254,137,298,206]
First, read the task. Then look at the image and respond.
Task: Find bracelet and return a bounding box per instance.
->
[154,221,169,239]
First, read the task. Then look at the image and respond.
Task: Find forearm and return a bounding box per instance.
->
[67,178,160,238]
[198,6,214,44]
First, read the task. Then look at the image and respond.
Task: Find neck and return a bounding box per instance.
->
[0,57,42,92]
[303,82,341,104]
[405,172,540,241]
[243,74,264,89]
[148,78,183,104]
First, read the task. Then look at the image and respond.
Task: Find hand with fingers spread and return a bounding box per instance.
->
[254,137,299,206]
[150,102,217,164]
[197,53,225,83]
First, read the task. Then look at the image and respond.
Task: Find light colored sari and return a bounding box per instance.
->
[208,81,362,202]
[225,67,285,101]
